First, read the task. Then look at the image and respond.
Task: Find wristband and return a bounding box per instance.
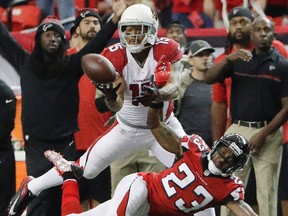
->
[149,102,164,109]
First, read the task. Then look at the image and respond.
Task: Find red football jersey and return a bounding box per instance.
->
[140,134,244,215]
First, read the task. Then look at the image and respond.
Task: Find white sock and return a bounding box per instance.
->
[28,168,64,196]
[194,208,216,216]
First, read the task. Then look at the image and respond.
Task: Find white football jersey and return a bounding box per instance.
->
[101,37,182,127]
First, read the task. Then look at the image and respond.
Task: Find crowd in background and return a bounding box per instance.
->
[0,0,288,216]
[0,0,287,32]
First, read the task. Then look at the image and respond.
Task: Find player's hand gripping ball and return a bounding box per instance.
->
[81,53,116,84]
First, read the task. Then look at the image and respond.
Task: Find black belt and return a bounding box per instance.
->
[233,120,268,128]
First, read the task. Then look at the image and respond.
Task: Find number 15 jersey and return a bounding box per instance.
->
[101,38,182,127]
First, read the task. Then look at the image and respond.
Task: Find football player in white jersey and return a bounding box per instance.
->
[9,4,216,216]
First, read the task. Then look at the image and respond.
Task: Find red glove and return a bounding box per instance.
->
[154,55,171,87]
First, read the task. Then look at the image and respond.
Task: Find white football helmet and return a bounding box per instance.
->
[118,4,159,53]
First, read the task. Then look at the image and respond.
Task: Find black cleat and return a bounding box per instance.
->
[8,176,35,216]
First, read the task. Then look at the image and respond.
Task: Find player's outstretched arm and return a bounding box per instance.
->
[226,200,258,216]
[147,105,182,158]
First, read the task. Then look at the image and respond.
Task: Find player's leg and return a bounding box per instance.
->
[62,179,82,216]
[65,200,111,216]
[8,136,77,216]
[71,173,148,216]
[81,124,145,179]
[194,208,216,216]
[105,173,149,216]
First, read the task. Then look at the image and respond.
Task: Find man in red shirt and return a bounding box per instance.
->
[171,0,213,28]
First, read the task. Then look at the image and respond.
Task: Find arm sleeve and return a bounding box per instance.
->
[61,180,82,216]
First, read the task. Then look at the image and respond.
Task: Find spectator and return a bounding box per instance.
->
[67,8,114,210]
[153,0,173,27]
[205,17,288,216]
[0,79,16,216]
[257,0,288,25]
[211,6,255,144]
[204,0,249,29]
[0,0,10,8]
[3,1,128,215]
[36,0,75,29]
[171,0,213,28]
[54,109,257,215]
[176,40,215,147]
[165,21,187,53]
[211,6,288,214]
[164,21,189,115]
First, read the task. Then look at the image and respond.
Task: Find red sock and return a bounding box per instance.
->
[61,180,82,216]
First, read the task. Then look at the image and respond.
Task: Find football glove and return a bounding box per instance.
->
[154,55,171,87]
[134,75,159,106]
[95,82,121,102]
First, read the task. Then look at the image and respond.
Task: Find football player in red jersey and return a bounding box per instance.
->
[8,4,215,216]
[57,104,257,215]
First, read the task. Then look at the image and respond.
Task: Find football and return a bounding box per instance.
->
[81,53,116,83]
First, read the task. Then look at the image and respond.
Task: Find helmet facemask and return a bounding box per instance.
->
[209,133,250,176]
[118,4,158,53]
[119,23,156,53]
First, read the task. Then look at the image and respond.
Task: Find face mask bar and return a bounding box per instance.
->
[119,23,154,53]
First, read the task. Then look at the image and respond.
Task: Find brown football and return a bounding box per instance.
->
[81,53,116,83]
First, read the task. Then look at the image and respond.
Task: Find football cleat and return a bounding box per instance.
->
[44,150,83,179]
[8,176,35,216]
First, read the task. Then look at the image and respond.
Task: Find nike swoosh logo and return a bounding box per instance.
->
[5,99,13,103]
[9,196,19,215]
